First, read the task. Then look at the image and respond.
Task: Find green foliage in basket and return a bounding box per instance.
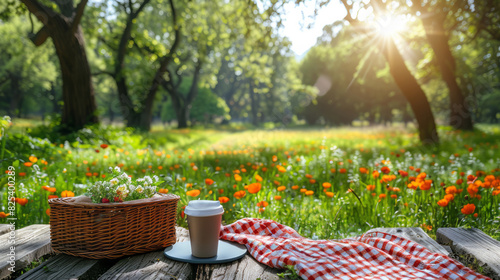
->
[86,167,164,203]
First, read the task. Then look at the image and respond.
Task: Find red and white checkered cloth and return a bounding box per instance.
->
[220,218,491,280]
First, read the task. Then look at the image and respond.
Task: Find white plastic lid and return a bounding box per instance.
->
[184,200,224,217]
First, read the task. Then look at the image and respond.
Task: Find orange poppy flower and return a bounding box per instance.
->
[292,185,299,190]
[29,156,38,163]
[257,201,269,207]
[419,180,432,191]
[445,186,457,195]
[0,212,10,218]
[339,168,347,174]
[255,174,263,182]
[381,166,391,174]
[366,185,375,191]
[186,190,201,197]
[274,195,282,200]
[325,192,334,198]
[48,195,58,200]
[158,188,169,194]
[398,170,408,177]
[437,199,448,207]
[305,190,314,196]
[359,167,368,174]
[46,209,50,216]
[100,144,109,149]
[42,186,57,192]
[372,170,380,178]
[205,178,214,185]
[309,179,316,184]
[233,190,246,199]
[390,194,397,199]
[61,190,75,197]
[379,194,387,199]
[19,172,26,176]
[218,197,230,204]
[461,204,475,215]
[234,174,242,182]
[16,198,29,206]
[322,182,331,189]
[248,183,262,194]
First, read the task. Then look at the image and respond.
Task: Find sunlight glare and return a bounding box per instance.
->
[375,15,408,37]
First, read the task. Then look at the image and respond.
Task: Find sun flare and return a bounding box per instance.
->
[375,15,409,37]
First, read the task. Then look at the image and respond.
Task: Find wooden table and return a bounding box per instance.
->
[0,224,498,280]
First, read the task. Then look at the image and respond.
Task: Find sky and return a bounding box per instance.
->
[281,1,347,58]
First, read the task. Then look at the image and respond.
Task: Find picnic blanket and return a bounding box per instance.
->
[219,218,491,280]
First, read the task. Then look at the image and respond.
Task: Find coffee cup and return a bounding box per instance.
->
[184,200,224,258]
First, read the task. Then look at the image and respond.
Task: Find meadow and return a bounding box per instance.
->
[1,120,499,240]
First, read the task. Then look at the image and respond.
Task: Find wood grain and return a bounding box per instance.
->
[195,254,280,280]
[367,227,449,255]
[0,224,53,279]
[97,227,193,280]
[437,227,500,280]
[0,224,10,235]
[17,255,117,280]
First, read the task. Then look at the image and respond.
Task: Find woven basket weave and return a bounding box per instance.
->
[48,193,180,259]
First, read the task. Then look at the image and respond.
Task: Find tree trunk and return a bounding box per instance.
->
[381,37,439,144]
[8,74,23,117]
[249,82,258,126]
[421,15,473,130]
[21,0,98,132]
[50,24,98,131]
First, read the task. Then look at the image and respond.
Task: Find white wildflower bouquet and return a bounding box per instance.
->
[86,167,164,203]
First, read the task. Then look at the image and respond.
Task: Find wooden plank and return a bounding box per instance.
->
[97,227,193,280]
[0,224,53,279]
[366,227,450,255]
[437,227,500,280]
[0,224,10,235]
[17,255,117,280]
[195,254,280,280]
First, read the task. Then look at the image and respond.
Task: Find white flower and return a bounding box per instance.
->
[136,186,144,193]
[110,178,119,185]
[144,176,153,185]
[116,184,128,193]
[153,175,159,183]
[114,166,121,173]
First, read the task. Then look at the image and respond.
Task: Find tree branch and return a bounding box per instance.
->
[29,26,49,46]
[72,0,89,33]
[186,61,203,104]
[92,70,115,77]
[20,0,55,24]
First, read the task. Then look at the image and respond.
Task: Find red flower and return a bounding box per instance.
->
[381,166,391,174]
[101,198,110,203]
[461,204,475,215]
[205,178,214,185]
[100,144,109,149]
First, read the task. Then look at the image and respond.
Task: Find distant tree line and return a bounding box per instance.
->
[0,0,499,144]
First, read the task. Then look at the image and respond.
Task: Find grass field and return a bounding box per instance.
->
[1,120,499,240]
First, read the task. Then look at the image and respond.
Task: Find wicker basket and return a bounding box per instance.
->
[48,193,180,259]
